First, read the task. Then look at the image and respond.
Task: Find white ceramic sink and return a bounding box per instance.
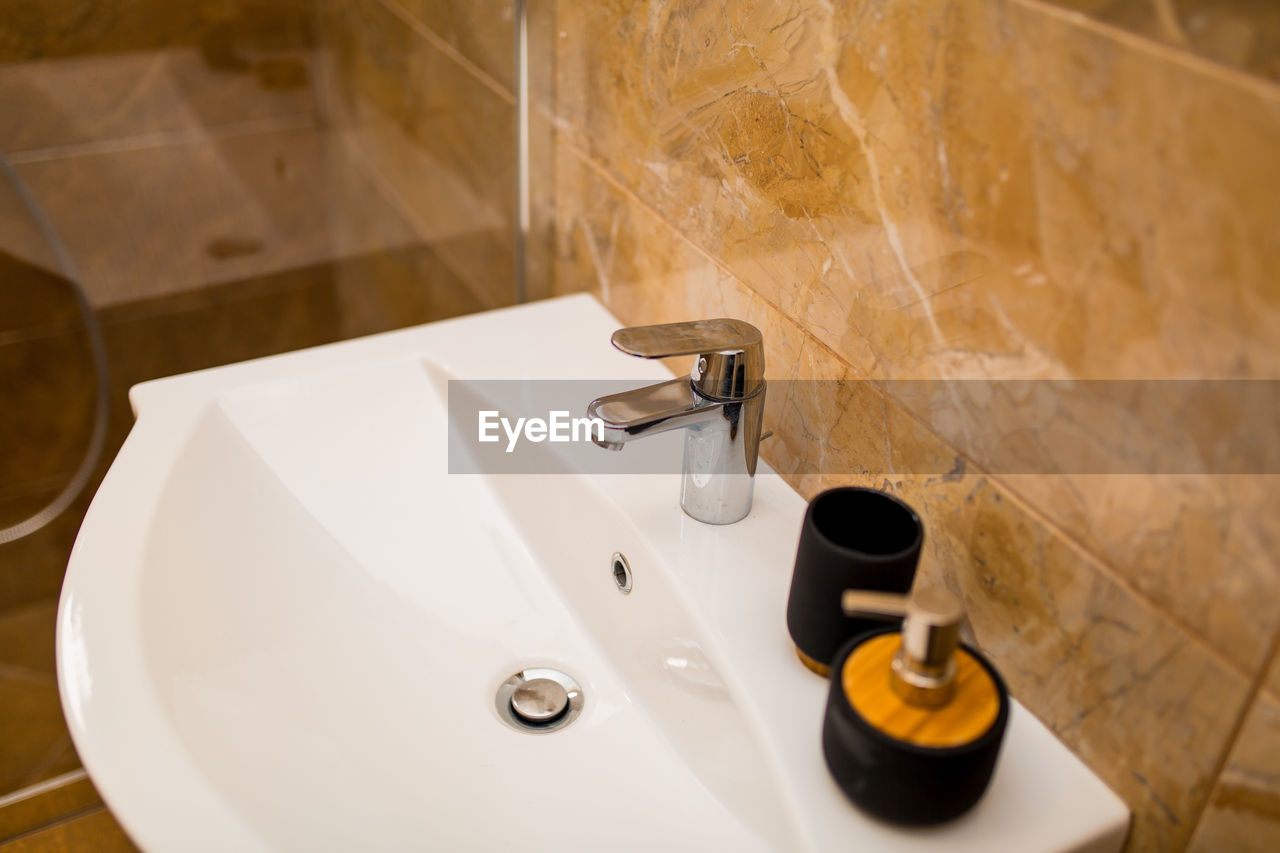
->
[58,294,1128,851]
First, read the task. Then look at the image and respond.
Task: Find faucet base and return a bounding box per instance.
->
[681,476,754,524]
[677,390,764,524]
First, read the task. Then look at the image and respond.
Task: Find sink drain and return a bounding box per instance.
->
[512,678,568,724]
[495,668,583,733]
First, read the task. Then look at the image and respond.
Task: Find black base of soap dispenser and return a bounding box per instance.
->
[822,630,1010,826]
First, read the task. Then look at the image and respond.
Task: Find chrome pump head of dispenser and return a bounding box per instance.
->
[841,587,967,708]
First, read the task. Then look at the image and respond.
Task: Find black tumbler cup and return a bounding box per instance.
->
[785,487,924,675]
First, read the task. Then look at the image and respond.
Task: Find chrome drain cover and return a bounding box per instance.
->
[511,678,569,723]
[495,668,583,733]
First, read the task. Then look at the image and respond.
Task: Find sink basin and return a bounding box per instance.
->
[58,294,1128,851]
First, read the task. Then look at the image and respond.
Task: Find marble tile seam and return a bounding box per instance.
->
[4,113,319,165]
[373,0,515,107]
[0,769,88,812]
[1184,627,1280,845]
[1010,0,1280,101]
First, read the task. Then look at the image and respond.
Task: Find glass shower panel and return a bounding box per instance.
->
[0,0,522,814]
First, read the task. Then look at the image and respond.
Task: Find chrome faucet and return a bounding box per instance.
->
[587,319,765,525]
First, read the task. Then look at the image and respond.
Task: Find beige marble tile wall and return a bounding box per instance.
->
[547,2,1280,850]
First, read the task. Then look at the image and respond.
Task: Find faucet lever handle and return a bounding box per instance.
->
[611,319,761,359]
[611,319,764,400]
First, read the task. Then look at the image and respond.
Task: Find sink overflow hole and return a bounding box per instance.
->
[612,552,633,594]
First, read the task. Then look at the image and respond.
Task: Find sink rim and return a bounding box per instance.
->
[57,293,1131,853]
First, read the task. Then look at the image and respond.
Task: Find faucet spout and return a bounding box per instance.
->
[587,377,724,448]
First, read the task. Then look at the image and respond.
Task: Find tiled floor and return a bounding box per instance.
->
[0,604,133,848]
[0,786,136,852]
[1,809,136,852]
[0,601,78,796]
[0,245,492,846]
[0,771,98,841]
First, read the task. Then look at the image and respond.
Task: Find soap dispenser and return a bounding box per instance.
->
[821,586,1009,825]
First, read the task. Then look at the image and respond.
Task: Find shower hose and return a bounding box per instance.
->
[0,153,110,544]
